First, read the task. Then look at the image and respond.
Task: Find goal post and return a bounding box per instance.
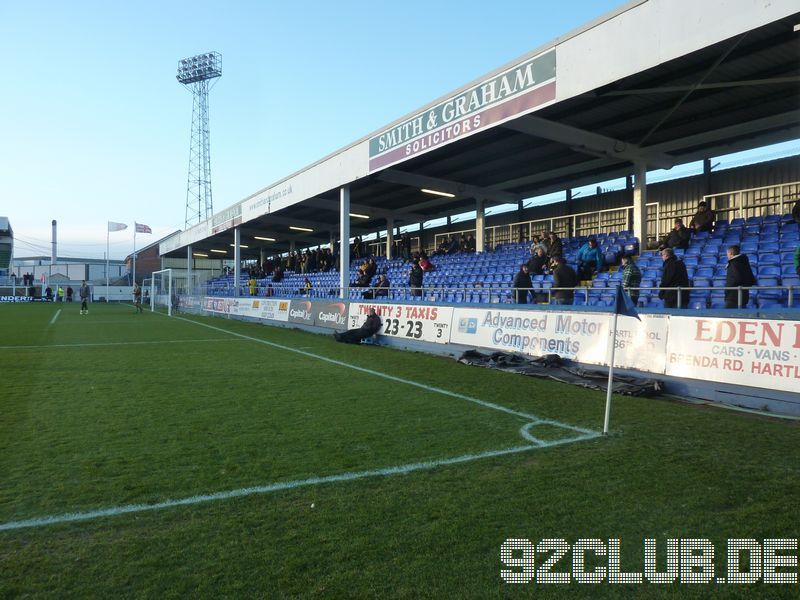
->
[151,268,173,316]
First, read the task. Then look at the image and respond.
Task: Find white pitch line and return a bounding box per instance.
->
[48,309,61,326]
[0,338,236,350]
[0,314,602,532]
[0,432,599,532]
[175,316,598,436]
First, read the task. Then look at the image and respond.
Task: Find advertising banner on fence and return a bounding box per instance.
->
[449,307,611,364]
[665,315,800,393]
[312,300,349,331]
[609,314,670,373]
[348,302,453,344]
[203,297,289,321]
[288,299,316,326]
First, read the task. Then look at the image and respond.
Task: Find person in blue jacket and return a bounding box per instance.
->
[576,237,604,280]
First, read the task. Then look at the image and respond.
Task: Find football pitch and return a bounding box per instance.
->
[1,302,798,597]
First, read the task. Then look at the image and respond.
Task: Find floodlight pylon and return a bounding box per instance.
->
[177,52,222,228]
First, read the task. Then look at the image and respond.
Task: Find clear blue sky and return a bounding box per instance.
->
[2,1,795,261]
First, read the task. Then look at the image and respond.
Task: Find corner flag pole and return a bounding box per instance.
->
[603,310,620,435]
[604,285,641,435]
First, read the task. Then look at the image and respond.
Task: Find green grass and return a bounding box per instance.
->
[1,302,799,598]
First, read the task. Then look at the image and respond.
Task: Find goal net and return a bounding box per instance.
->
[150,268,174,316]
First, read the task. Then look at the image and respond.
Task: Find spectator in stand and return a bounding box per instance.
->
[526,246,549,276]
[530,234,547,255]
[724,244,756,309]
[546,232,563,259]
[365,258,377,280]
[576,238,603,280]
[364,274,389,299]
[551,256,577,305]
[795,245,800,275]
[660,218,691,250]
[689,201,715,233]
[355,268,371,288]
[620,255,642,305]
[658,247,690,308]
[352,236,363,259]
[409,259,424,297]
[512,264,532,304]
[300,277,312,296]
[465,234,476,252]
[447,235,460,254]
[272,265,284,283]
[418,252,435,272]
[792,199,800,224]
[248,275,257,296]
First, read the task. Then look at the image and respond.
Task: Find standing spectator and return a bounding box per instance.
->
[66,286,74,302]
[792,199,800,224]
[248,275,257,296]
[660,219,691,250]
[45,286,53,301]
[689,201,715,233]
[402,233,412,259]
[551,256,577,305]
[56,286,64,303]
[658,247,690,308]
[530,235,547,255]
[79,280,90,315]
[418,252,435,272]
[526,247,549,276]
[576,238,604,280]
[465,234,476,252]
[795,245,800,274]
[272,265,284,283]
[512,264,532,304]
[620,255,642,305]
[724,245,757,309]
[447,235,460,254]
[409,259,424,297]
[301,277,312,296]
[546,232,563,259]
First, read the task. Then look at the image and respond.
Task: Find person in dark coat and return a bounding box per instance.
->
[689,201,715,233]
[335,308,382,343]
[526,247,549,275]
[551,256,578,305]
[512,264,532,304]
[792,199,800,225]
[546,232,563,259]
[409,260,424,297]
[660,219,691,250]
[724,244,757,308]
[658,247,690,308]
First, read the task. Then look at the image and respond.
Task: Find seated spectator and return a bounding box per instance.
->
[364,274,389,299]
[551,256,577,305]
[546,232,563,259]
[299,277,312,296]
[620,255,642,305]
[465,234,476,252]
[354,268,371,288]
[530,234,548,255]
[576,238,603,280]
[660,219,691,250]
[658,247,690,308]
[526,247,549,275]
[418,252,435,272]
[724,244,756,309]
[512,264,532,304]
[447,235,460,254]
[334,308,382,344]
[689,201,715,233]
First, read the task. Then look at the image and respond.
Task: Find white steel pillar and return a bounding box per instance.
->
[339,186,350,299]
[475,198,485,253]
[187,245,192,296]
[234,227,241,297]
[633,163,647,248]
[386,218,394,259]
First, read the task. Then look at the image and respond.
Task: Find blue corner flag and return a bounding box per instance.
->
[613,284,640,320]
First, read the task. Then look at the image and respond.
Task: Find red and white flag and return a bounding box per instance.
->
[135,222,152,234]
[108,221,127,232]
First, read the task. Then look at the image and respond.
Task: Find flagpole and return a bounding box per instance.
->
[106,226,110,303]
[133,227,137,287]
[603,311,619,435]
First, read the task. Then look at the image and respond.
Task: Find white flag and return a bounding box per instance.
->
[108,221,127,232]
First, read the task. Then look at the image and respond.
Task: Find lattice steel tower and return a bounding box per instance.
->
[177,52,222,227]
